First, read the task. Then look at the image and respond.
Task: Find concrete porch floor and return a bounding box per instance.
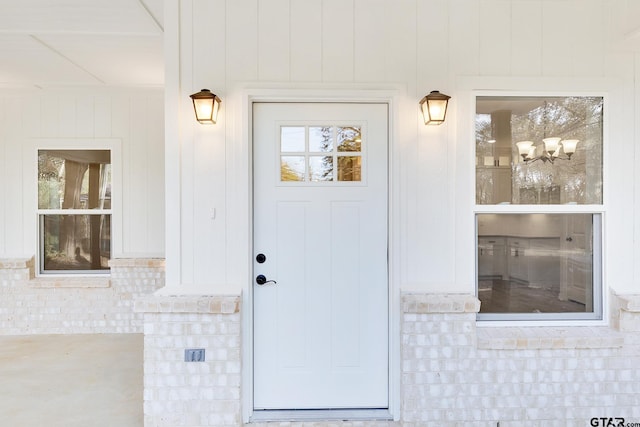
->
[0,334,143,427]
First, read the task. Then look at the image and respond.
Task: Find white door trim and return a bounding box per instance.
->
[240,87,402,423]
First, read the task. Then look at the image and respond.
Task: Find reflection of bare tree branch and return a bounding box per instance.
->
[320,127,333,180]
[476,97,603,205]
[61,161,88,257]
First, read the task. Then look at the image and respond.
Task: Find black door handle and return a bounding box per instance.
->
[256,274,277,286]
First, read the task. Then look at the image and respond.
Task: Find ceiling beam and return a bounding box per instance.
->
[138,0,164,33]
[30,35,105,85]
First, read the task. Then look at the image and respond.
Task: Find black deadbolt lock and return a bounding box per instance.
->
[256,253,266,263]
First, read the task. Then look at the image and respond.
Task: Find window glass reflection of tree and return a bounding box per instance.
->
[281,126,363,182]
[475,97,603,205]
[38,150,111,272]
[337,127,361,182]
[311,127,334,182]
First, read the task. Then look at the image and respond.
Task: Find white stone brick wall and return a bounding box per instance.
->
[137,291,640,427]
[0,257,164,334]
[401,293,640,427]
[616,293,640,332]
[137,296,242,427]
[249,423,399,427]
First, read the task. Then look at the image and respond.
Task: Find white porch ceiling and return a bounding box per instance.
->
[0,0,164,89]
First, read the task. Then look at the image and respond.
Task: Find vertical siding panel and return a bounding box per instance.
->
[608,62,635,289]
[541,0,573,76]
[383,0,417,286]
[354,0,386,83]
[6,97,25,255]
[40,96,60,137]
[192,126,226,285]
[94,96,112,137]
[22,95,40,255]
[0,89,164,259]
[258,0,290,82]
[58,95,77,137]
[193,1,226,284]
[0,99,6,254]
[180,0,196,285]
[192,89,226,285]
[226,0,258,83]
[111,94,132,256]
[193,0,226,91]
[634,51,640,288]
[478,0,511,76]
[449,0,479,76]
[128,95,149,254]
[290,0,322,82]
[109,90,165,256]
[23,94,42,138]
[322,0,355,82]
[75,96,95,137]
[511,0,542,76]
[192,0,226,286]
[413,0,453,286]
[625,0,640,37]
[23,95,39,258]
[417,0,449,92]
[164,0,181,285]
[605,50,635,82]
[607,0,631,48]
[145,93,165,254]
[383,0,416,84]
[571,0,605,77]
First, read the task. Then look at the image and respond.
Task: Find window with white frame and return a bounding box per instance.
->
[475,96,603,321]
[37,149,111,274]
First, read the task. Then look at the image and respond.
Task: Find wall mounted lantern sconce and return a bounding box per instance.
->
[190,89,222,124]
[419,90,451,125]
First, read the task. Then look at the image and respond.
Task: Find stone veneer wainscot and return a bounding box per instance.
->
[138,291,640,427]
[401,293,640,426]
[136,295,242,427]
[0,257,164,334]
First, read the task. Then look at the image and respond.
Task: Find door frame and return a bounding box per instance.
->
[240,87,402,423]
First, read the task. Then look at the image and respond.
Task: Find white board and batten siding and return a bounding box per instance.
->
[0,89,165,259]
[169,0,640,295]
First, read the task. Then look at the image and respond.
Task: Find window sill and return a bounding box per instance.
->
[476,326,624,350]
[28,276,111,289]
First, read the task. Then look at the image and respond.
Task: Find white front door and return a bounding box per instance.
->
[252,102,389,410]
